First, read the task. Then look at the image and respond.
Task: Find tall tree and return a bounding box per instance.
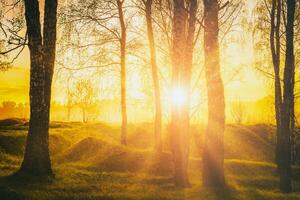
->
[169,0,198,187]
[279,0,296,193]
[118,0,128,145]
[202,0,226,187]
[290,1,300,165]
[58,0,130,145]
[20,0,57,176]
[182,0,197,160]
[143,0,162,152]
[170,0,189,187]
[269,0,283,168]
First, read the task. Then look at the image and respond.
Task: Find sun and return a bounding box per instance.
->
[171,86,186,107]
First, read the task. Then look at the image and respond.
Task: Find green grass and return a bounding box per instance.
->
[0,121,299,200]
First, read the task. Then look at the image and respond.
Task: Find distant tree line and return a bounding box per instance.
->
[0,101,29,119]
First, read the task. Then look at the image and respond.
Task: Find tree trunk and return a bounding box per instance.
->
[43,0,57,129]
[117,0,127,145]
[202,0,225,187]
[279,0,295,193]
[270,0,283,169]
[290,86,297,165]
[290,49,295,165]
[291,80,296,165]
[20,0,57,177]
[145,0,162,152]
[180,0,197,185]
[171,0,189,187]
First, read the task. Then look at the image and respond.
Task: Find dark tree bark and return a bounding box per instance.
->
[202,0,225,187]
[270,0,283,169]
[170,0,189,187]
[291,79,296,165]
[43,0,58,125]
[144,0,162,152]
[279,0,296,193]
[117,0,128,145]
[20,0,57,176]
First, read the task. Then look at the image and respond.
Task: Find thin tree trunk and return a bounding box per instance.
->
[171,0,189,187]
[20,0,57,176]
[181,0,197,184]
[270,0,283,169]
[145,0,162,152]
[280,0,295,193]
[82,108,86,123]
[117,0,127,145]
[202,0,225,187]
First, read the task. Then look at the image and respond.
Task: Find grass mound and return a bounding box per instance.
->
[0,122,299,200]
[49,134,71,156]
[127,123,154,149]
[0,133,70,157]
[59,137,147,172]
[224,125,275,162]
[0,119,27,127]
[192,124,275,162]
[58,137,110,163]
[91,147,146,172]
[59,136,173,175]
[0,135,25,156]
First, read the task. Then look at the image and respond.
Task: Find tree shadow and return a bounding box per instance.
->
[0,186,23,200]
[201,185,234,200]
[0,171,54,200]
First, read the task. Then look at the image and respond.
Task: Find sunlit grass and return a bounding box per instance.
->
[0,121,299,199]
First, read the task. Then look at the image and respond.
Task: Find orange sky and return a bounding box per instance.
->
[0,46,269,104]
[0,0,269,104]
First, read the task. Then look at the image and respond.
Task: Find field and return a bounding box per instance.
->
[0,119,299,200]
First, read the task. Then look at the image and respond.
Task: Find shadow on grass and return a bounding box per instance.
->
[0,186,23,200]
[293,166,300,181]
[0,171,54,200]
[202,185,235,200]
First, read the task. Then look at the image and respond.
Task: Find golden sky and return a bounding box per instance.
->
[0,66,29,103]
[0,0,269,104]
[0,47,269,104]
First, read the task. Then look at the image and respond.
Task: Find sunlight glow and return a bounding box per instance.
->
[171,86,186,107]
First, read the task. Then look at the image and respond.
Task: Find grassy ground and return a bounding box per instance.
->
[0,120,299,200]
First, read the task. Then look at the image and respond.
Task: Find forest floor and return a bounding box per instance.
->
[0,119,299,200]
